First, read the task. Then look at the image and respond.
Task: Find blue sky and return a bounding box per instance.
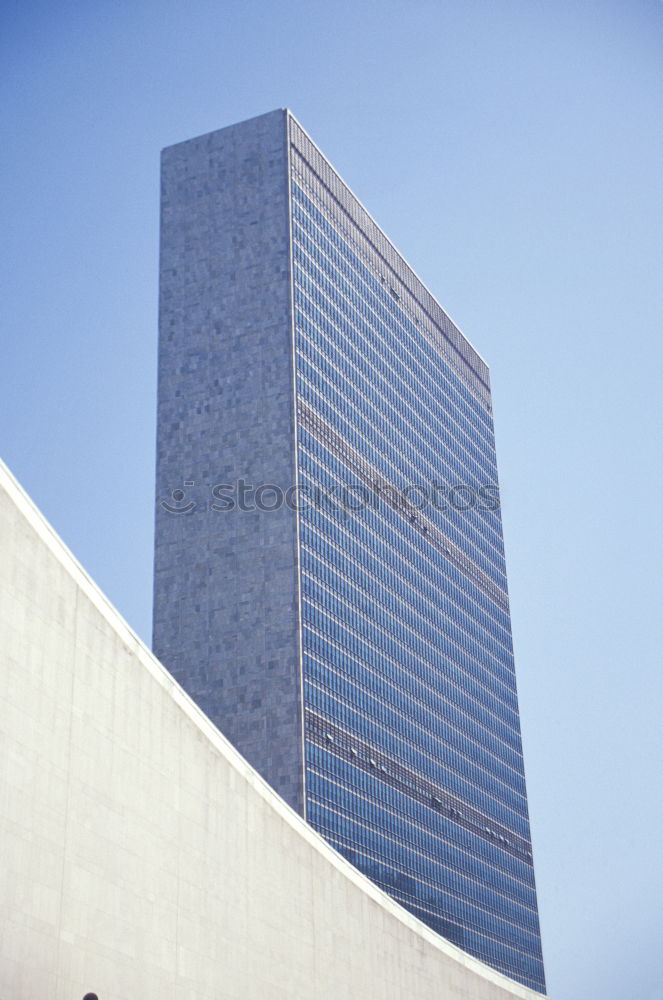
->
[2,2,662,997]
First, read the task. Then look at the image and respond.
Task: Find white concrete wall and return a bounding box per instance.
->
[0,460,545,1000]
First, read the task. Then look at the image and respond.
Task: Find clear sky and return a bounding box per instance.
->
[2,2,662,997]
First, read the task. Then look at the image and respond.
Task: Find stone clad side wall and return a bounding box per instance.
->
[154,109,303,812]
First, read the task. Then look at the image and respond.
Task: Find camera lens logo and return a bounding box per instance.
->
[160,482,196,514]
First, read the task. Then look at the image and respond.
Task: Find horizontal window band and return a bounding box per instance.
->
[297,398,510,612]
[305,708,534,864]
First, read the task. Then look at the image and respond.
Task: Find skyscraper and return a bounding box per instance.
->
[153,109,546,992]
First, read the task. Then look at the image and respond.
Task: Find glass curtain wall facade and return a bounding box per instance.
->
[289,118,544,992]
[154,110,546,994]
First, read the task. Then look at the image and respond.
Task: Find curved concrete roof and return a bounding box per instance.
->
[0,459,546,1000]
